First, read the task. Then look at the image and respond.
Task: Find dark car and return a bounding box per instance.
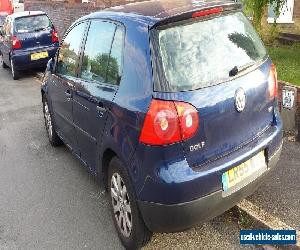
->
[0,14,7,28]
[41,0,283,249]
[0,11,59,80]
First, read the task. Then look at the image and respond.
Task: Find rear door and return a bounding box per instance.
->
[73,20,124,170]
[48,21,87,153]
[152,11,274,169]
[13,14,53,50]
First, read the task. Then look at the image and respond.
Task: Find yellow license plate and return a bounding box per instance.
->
[30,51,48,61]
[222,151,267,193]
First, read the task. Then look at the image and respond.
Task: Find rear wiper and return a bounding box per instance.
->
[229,62,256,77]
[34,27,46,32]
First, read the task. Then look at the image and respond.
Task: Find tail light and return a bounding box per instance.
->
[12,36,21,49]
[139,99,199,145]
[268,64,278,100]
[51,29,59,43]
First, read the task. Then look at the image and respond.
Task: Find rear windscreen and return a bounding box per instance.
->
[14,15,52,33]
[153,12,267,92]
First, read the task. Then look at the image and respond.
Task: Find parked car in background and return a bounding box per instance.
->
[41,0,283,249]
[0,0,13,15]
[0,11,59,80]
[0,13,7,28]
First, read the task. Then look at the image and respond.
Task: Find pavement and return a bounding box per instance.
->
[247,138,300,231]
[0,65,298,249]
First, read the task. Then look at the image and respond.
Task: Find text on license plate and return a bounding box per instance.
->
[222,151,266,192]
[31,51,48,61]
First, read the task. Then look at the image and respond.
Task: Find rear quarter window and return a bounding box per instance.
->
[152,11,267,92]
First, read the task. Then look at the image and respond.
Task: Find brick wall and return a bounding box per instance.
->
[24,0,144,38]
[294,0,300,19]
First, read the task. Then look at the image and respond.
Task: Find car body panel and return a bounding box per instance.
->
[82,16,154,176]
[105,0,240,26]
[134,117,282,204]
[11,45,57,70]
[152,59,275,170]
[73,78,118,171]
[48,74,80,155]
[41,0,283,233]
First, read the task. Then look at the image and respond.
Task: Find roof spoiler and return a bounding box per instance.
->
[151,2,242,29]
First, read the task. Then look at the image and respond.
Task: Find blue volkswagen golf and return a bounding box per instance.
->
[41,0,283,248]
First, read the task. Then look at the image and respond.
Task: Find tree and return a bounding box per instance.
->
[242,0,287,30]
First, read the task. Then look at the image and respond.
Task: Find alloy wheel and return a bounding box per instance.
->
[111,172,132,238]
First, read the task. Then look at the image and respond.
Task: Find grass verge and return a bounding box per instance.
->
[267,44,300,86]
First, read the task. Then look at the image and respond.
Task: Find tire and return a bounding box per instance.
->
[108,157,152,249]
[42,96,63,147]
[0,53,8,68]
[10,58,20,80]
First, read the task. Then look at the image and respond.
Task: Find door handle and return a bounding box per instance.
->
[65,90,72,100]
[96,102,106,117]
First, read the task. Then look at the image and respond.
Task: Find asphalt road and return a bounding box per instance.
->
[0,67,262,250]
[0,69,121,249]
[248,138,300,230]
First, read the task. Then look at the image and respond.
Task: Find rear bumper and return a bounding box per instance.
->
[138,142,282,232]
[11,45,58,70]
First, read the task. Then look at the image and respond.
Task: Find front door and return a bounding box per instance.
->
[48,21,87,152]
[73,20,124,170]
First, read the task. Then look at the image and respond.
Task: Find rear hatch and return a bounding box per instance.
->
[151,10,276,169]
[14,14,54,49]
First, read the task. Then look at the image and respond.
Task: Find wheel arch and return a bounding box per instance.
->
[101,148,117,190]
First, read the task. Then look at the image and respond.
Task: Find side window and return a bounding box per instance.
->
[107,26,124,85]
[56,22,86,77]
[80,20,116,83]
